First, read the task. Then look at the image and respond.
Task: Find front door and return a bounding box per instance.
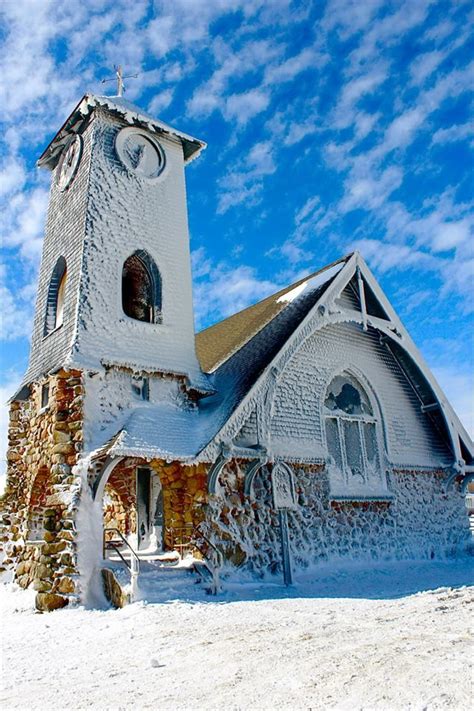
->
[136,468,151,550]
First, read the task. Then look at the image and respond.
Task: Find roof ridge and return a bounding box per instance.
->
[195,253,351,373]
[197,253,352,337]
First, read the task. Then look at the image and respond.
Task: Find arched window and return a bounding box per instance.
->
[44,256,67,335]
[324,373,380,488]
[122,250,162,323]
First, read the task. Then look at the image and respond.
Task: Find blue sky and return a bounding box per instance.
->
[0,0,473,474]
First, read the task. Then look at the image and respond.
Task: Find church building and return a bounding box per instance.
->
[1,93,472,610]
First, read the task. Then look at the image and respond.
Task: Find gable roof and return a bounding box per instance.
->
[196,251,473,466]
[38,93,206,170]
[103,257,347,464]
[196,256,349,373]
[94,251,472,470]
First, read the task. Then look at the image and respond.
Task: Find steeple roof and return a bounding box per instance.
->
[37,93,206,169]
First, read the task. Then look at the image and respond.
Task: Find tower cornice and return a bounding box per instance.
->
[37,93,206,170]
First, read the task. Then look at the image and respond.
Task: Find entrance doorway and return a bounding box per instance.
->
[136,467,164,552]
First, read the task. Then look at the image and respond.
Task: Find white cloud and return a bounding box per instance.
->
[0,264,35,341]
[264,47,319,84]
[432,122,474,145]
[350,239,440,274]
[217,140,276,213]
[0,159,26,197]
[147,89,174,115]
[433,365,474,439]
[192,248,278,329]
[225,89,270,125]
[431,220,471,253]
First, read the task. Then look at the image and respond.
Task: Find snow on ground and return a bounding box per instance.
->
[1,559,473,711]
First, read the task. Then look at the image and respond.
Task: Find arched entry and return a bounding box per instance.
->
[97,458,165,555]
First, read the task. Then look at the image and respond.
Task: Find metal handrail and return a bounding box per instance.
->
[164,524,195,557]
[103,527,141,577]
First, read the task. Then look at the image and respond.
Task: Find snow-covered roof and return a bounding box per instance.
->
[109,403,214,461]
[38,93,206,169]
[103,257,348,462]
[196,257,348,373]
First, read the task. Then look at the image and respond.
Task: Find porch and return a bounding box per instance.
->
[92,457,222,604]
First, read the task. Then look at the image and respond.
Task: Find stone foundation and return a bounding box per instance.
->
[206,461,471,576]
[0,369,83,609]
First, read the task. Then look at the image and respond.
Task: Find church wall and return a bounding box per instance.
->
[269,322,452,468]
[0,369,84,610]
[23,122,94,385]
[206,461,470,576]
[149,460,208,547]
[82,366,187,452]
[73,110,203,384]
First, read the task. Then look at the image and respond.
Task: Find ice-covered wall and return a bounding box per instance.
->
[73,110,204,387]
[23,121,93,385]
[83,367,187,453]
[233,321,452,469]
[207,462,470,575]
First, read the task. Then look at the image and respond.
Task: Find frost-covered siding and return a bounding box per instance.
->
[83,368,187,452]
[269,322,452,468]
[209,463,470,573]
[73,110,203,386]
[23,120,94,385]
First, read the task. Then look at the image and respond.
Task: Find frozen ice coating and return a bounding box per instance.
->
[2,92,473,612]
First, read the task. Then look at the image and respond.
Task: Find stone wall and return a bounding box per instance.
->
[98,458,208,550]
[103,460,138,537]
[0,369,84,609]
[206,460,471,576]
[150,460,208,541]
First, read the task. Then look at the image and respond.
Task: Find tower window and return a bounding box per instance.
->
[44,256,67,335]
[122,250,162,324]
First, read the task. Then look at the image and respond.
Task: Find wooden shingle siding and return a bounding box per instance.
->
[269,321,452,468]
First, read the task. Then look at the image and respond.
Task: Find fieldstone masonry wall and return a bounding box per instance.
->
[100,458,208,548]
[150,460,208,541]
[206,461,470,576]
[0,369,84,610]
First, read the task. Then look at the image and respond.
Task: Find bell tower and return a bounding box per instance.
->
[23,93,208,391]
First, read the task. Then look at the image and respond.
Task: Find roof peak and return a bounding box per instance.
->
[196,253,352,373]
[198,253,352,338]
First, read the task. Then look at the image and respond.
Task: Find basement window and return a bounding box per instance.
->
[132,376,150,401]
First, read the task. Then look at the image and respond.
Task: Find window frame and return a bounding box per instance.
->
[44,256,67,336]
[121,250,162,324]
[323,372,388,497]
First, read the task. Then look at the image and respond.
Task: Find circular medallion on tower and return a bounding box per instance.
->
[115,127,166,180]
[57,135,83,191]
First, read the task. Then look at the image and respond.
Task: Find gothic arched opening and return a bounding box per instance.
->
[324,372,383,491]
[44,256,67,335]
[122,250,162,323]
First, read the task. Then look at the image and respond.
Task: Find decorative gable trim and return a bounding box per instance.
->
[198,252,473,474]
